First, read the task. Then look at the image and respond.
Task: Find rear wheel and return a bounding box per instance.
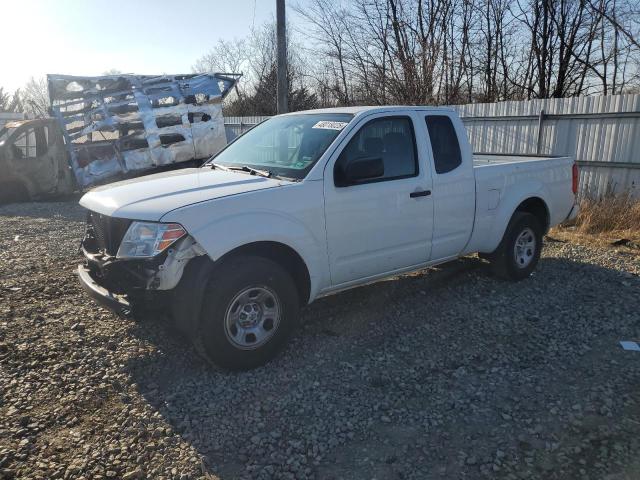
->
[194,256,299,370]
[488,212,543,281]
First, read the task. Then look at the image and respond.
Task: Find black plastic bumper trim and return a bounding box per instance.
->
[77,264,131,314]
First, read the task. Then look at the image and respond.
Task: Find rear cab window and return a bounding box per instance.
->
[425,115,462,174]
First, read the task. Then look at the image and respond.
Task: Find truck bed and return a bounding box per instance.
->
[466,151,576,256]
[473,153,570,167]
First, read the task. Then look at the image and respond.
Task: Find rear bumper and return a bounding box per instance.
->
[77,264,131,314]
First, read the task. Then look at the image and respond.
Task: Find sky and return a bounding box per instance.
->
[1,0,303,92]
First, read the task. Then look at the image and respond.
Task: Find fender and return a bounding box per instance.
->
[169,254,217,337]
[472,178,551,254]
[165,209,329,301]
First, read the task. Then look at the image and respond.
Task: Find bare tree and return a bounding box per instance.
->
[8,89,24,113]
[193,0,640,111]
[21,77,50,118]
[194,22,317,115]
[193,38,251,105]
[293,0,353,105]
[102,68,123,76]
[0,88,13,112]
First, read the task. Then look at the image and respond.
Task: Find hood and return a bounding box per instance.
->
[79,167,287,220]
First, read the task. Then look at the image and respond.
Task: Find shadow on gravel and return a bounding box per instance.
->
[122,254,640,479]
[0,197,84,221]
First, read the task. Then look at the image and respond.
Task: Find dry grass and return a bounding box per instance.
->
[550,194,640,249]
[572,194,640,234]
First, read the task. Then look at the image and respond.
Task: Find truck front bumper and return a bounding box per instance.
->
[77,264,132,315]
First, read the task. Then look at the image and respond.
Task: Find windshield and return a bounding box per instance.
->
[207,113,353,180]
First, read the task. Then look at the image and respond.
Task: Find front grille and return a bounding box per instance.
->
[84,211,131,256]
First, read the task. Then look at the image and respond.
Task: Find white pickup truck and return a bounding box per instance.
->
[78,106,579,369]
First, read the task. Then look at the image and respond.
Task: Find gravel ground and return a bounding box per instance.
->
[1,200,640,480]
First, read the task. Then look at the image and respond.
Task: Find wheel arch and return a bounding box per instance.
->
[473,189,551,255]
[170,241,312,338]
[216,241,311,306]
[514,196,550,233]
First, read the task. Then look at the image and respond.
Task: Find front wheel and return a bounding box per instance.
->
[194,256,300,370]
[488,212,543,281]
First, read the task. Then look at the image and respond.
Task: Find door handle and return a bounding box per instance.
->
[410,190,431,198]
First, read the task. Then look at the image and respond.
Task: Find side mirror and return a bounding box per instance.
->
[343,156,384,185]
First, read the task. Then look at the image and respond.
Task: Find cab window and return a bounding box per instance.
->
[425,115,462,174]
[335,116,418,186]
[12,126,48,159]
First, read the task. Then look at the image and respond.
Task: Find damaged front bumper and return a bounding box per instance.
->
[78,212,206,314]
[77,264,132,315]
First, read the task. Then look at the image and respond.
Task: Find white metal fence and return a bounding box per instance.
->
[224,94,640,198]
[224,116,270,141]
[454,94,640,198]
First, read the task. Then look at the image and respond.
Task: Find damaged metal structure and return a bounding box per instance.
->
[0,73,239,203]
[48,73,239,188]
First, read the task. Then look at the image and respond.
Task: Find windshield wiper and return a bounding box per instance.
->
[209,162,232,171]
[226,165,273,178]
[209,162,274,179]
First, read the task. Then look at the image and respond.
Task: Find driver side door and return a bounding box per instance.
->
[323,114,434,287]
[8,123,58,195]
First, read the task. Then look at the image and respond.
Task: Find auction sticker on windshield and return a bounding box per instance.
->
[312,121,349,130]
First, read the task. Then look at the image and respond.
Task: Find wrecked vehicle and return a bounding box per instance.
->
[0,118,76,203]
[77,106,579,370]
[0,73,238,203]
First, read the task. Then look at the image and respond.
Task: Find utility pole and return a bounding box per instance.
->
[276,0,288,114]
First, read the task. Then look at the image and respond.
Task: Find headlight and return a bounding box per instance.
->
[116,221,186,258]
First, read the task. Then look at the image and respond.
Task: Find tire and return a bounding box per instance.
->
[489,212,543,281]
[194,256,300,370]
[477,252,495,262]
[128,291,168,319]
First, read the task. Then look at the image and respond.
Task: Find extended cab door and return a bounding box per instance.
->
[422,113,475,259]
[323,113,434,286]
